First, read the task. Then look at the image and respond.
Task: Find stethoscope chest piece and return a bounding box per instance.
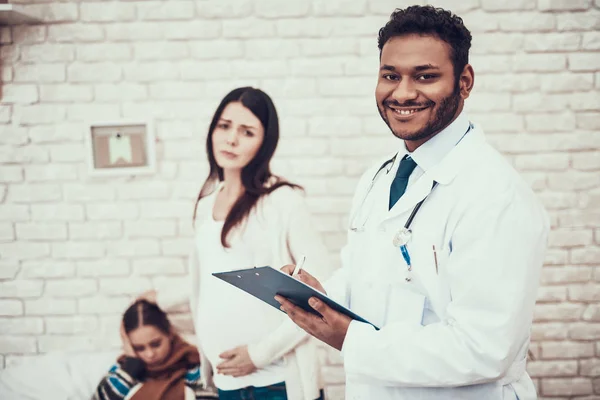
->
[392,227,412,247]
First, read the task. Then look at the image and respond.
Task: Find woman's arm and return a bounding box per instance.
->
[91,358,145,400]
[247,188,333,368]
[184,364,201,387]
[284,190,335,284]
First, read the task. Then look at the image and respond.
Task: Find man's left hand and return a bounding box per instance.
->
[275,296,352,351]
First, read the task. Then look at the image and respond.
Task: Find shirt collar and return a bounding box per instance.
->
[401,111,470,172]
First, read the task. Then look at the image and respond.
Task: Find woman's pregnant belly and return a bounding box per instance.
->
[196,275,286,378]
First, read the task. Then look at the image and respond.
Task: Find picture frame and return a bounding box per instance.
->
[85,120,156,177]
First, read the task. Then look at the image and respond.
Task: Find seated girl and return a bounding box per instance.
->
[92,299,216,400]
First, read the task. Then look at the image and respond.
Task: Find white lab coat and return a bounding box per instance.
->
[324,119,549,400]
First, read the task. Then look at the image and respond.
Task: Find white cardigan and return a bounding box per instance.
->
[158,184,333,400]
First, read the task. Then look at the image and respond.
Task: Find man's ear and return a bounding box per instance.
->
[459,64,475,100]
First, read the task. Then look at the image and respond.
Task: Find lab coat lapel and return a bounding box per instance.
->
[385,171,435,222]
[384,124,486,224]
[428,124,487,185]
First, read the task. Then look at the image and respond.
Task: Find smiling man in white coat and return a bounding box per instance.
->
[276,5,549,400]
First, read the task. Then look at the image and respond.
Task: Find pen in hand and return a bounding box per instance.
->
[292,255,306,277]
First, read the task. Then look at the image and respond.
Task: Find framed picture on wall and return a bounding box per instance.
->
[85,120,156,177]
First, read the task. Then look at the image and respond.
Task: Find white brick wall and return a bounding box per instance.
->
[0,1,599,399]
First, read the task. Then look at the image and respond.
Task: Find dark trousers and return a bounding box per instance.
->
[217,382,325,400]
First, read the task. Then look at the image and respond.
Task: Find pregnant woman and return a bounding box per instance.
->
[143,87,331,400]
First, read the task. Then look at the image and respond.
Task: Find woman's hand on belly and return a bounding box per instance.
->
[216,345,258,378]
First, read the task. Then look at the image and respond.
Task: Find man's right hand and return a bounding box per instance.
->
[281,265,327,295]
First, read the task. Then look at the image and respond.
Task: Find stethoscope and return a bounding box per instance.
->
[348,122,473,281]
[348,156,437,236]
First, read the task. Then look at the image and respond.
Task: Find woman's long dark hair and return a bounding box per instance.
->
[193,87,301,247]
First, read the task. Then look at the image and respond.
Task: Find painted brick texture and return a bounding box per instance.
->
[1,1,599,399]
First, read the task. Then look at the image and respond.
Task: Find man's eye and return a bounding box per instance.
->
[417,74,437,80]
[383,74,399,81]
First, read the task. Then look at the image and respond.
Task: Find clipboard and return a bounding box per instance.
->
[212,266,379,330]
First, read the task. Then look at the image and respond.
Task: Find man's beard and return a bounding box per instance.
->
[378,83,461,143]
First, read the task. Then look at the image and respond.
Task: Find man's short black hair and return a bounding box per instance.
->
[378,5,472,80]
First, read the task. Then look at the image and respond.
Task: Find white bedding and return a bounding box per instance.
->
[0,351,118,400]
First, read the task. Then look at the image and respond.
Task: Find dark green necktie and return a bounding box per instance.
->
[389,155,418,210]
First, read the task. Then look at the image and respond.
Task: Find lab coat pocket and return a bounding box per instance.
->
[435,244,451,275]
[411,241,452,321]
[384,286,426,327]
